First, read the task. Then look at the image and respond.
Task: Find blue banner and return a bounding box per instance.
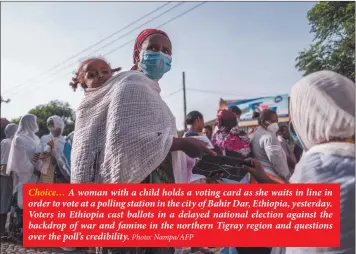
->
[227,94,289,121]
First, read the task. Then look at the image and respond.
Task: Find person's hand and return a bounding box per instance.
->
[47,140,54,149]
[181,137,217,158]
[39,152,51,160]
[242,158,272,183]
[32,153,40,162]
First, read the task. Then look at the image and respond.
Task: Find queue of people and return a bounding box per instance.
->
[0,114,73,249]
[0,28,355,254]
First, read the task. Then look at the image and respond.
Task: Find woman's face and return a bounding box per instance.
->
[195,117,205,132]
[23,115,39,133]
[263,113,278,127]
[140,33,172,57]
[47,119,62,137]
[81,59,112,89]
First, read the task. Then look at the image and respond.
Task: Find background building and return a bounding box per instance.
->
[179,94,290,136]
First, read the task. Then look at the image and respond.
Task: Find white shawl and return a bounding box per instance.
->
[283,71,355,254]
[41,115,66,158]
[7,114,40,192]
[40,115,70,180]
[0,123,18,165]
[71,70,188,184]
[290,71,355,150]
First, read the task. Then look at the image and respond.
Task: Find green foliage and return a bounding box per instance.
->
[11,100,75,138]
[296,2,355,81]
[11,117,21,125]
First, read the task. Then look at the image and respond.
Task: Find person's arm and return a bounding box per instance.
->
[286,146,297,170]
[286,156,296,170]
[262,134,291,180]
[171,137,216,158]
[242,158,286,184]
[170,137,183,152]
[280,141,297,170]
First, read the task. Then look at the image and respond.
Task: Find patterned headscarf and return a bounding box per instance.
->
[212,110,250,156]
[131,29,170,70]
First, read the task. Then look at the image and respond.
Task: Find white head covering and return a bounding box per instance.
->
[41,115,70,181]
[0,124,19,165]
[15,114,40,143]
[290,71,355,150]
[4,123,19,139]
[43,115,66,159]
[6,114,40,189]
[47,115,65,135]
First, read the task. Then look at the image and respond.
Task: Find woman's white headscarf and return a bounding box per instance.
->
[41,115,66,152]
[6,114,40,191]
[0,124,19,165]
[15,114,40,143]
[290,71,355,150]
[40,115,70,180]
[47,115,65,135]
[4,123,19,139]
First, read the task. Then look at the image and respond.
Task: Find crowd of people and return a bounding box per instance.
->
[0,28,355,254]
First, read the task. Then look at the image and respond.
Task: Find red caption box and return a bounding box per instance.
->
[23,184,340,248]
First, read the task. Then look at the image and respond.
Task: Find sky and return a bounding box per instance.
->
[1,1,315,130]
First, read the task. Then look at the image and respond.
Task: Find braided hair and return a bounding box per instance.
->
[69,57,121,91]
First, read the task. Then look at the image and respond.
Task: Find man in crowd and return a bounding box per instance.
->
[228,105,242,121]
[277,125,297,174]
[202,125,213,140]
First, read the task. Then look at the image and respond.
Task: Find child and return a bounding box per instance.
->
[69,57,121,91]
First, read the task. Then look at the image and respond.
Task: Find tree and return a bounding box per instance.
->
[296,2,355,81]
[11,100,75,137]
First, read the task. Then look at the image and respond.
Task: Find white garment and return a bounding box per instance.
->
[290,71,355,150]
[66,131,74,146]
[41,115,66,156]
[0,124,18,165]
[71,71,189,184]
[41,115,66,155]
[286,142,355,254]
[47,115,65,131]
[40,115,72,180]
[284,71,355,254]
[40,133,69,179]
[6,114,40,193]
[250,127,290,180]
[40,134,65,154]
[17,174,39,209]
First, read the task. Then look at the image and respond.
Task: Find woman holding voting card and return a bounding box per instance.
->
[70,29,215,254]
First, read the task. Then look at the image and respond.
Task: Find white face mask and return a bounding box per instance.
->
[266,122,279,134]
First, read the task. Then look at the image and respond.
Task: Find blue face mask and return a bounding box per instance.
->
[138,50,172,80]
